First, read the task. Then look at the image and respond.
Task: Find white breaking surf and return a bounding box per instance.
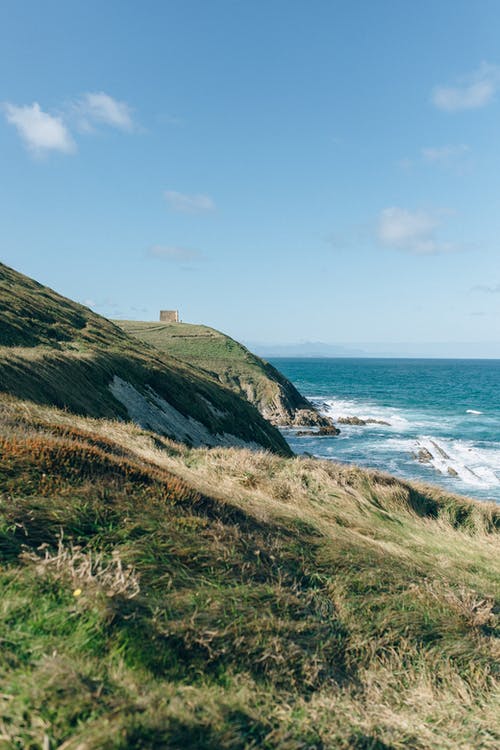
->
[414,436,500,489]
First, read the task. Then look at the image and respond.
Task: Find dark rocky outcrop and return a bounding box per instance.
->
[296,425,341,437]
[337,416,391,426]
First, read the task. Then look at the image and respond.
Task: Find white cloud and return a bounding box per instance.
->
[164,190,215,213]
[3,102,75,155]
[148,245,203,262]
[377,207,455,255]
[421,144,469,166]
[73,92,134,131]
[3,91,135,157]
[432,62,500,111]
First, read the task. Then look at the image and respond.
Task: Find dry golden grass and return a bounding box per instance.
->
[0,393,499,749]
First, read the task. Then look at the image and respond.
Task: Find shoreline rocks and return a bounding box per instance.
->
[296,424,341,437]
[412,444,461,479]
[337,416,391,426]
[291,408,336,428]
[414,447,433,463]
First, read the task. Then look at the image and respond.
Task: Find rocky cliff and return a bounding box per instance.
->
[117,321,336,428]
[0,263,291,455]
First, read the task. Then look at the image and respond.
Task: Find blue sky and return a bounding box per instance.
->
[2,0,500,353]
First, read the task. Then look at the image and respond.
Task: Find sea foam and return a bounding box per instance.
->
[274,359,500,502]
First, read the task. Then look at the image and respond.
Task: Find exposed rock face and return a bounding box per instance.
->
[447,466,458,477]
[109,377,264,451]
[257,362,336,428]
[223,366,339,429]
[117,320,336,431]
[284,407,333,428]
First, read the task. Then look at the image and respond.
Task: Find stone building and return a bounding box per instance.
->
[159,310,179,323]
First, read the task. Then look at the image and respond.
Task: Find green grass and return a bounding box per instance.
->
[0,263,290,455]
[1,263,499,747]
[116,320,328,426]
[0,395,498,749]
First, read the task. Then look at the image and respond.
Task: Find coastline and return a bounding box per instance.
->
[271,357,500,504]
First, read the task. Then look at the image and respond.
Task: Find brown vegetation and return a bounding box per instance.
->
[0,394,498,748]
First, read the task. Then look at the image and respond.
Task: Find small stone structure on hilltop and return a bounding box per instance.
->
[160,310,179,323]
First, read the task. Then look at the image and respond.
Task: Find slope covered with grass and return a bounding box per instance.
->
[0,394,499,749]
[117,320,332,427]
[0,263,290,455]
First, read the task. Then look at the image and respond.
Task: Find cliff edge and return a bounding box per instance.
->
[117,320,336,428]
[0,263,291,455]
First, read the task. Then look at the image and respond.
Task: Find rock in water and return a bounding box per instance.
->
[296,424,341,437]
[417,448,433,463]
[337,416,391,426]
[430,440,450,460]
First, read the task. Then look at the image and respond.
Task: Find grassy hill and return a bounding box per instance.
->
[117,320,333,427]
[0,395,498,749]
[1,263,499,748]
[0,263,290,455]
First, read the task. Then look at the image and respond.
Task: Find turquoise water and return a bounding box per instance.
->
[270,358,500,503]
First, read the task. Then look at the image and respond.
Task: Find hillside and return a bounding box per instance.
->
[0,263,290,455]
[0,394,499,749]
[1,262,499,748]
[116,320,334,427]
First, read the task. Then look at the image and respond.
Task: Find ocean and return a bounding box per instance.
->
[270,358,500,503]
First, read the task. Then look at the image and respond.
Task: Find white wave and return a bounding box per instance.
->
[466,409,483,415]
[412,436,500,489]
[372,434,500,489]
[311,396,413,430]
[310,395,474,435]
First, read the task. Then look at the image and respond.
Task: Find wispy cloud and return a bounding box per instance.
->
[421,143,470,166]
[398,144,471,173]
[164,190,215,213]
[148,245,203,262]
[472,283,500,294]
[72,92,134,132]
[376,207,456,255]
[3,102,75,155]
[432,62,500,111]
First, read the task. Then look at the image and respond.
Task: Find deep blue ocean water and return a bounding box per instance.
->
[269,358,500,503]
